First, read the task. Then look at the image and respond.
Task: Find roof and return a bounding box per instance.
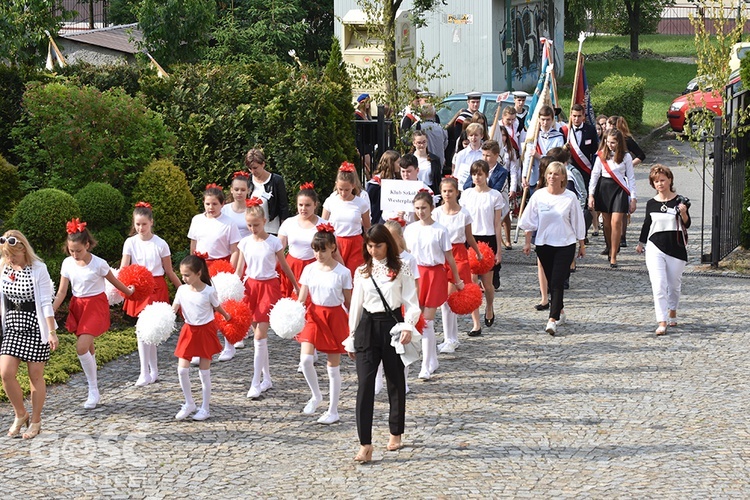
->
[60,24,143,55]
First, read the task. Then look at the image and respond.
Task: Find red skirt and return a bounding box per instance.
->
[337,234,364,278]
[174,321,222,360]
[66,293,110,337]
[418,264,449,308]
[244,277,282,323]
[280,254,314,299]
[206,255,231,264]
[296,304,349,354]
[445,243,472,285]
[123,275,169,317]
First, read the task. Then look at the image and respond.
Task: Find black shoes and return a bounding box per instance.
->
[484,312,495,327]
[467,329,482,337]
[534,302,550,311]
[600,248,610,256]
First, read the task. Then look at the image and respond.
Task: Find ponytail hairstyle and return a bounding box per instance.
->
[203,183,225,205]
[64,218,97,254]
[384,218,407,253]
[336,162,360,196]
[181,253,212,286]
[130,201,154,236]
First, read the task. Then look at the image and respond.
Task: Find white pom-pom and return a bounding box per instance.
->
[105,268,124,306]
[269,298,306,339]
[136,302,176,345]
[211,272,245,303]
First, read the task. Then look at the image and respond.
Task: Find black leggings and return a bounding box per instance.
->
[535,244,576,321]
[355,311,406,445]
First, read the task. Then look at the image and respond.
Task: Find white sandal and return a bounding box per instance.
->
[655,325,668,336]
[667,315,677,327]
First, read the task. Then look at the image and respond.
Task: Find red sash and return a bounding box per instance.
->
[597,151,630,196]
[507,127,520,154]
[568,130,592,174]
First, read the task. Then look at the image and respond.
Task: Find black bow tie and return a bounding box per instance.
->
[574,126,582,132]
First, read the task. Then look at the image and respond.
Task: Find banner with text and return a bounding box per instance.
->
[380,179,426,213]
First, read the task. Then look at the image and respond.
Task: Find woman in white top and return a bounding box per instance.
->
[245,148,289,235]
[588,129,637,268]
[452,123,484,190]
[520,162,586,336]
[221,172,252,240]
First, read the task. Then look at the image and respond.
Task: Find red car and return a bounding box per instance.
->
[668,71,742,135]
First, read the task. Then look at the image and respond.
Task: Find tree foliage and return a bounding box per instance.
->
[0,0,71,70]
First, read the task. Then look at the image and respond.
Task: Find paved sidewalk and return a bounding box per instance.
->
[3,135,749,498]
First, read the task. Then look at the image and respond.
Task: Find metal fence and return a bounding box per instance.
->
[658,5,750,35]
[710,88,749,267]
[58,0,110,30]
[352,106,396,183]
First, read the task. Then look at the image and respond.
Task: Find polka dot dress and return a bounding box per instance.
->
[1,266,50,363]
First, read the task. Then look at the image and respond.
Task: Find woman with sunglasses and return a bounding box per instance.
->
[0,231,58,439]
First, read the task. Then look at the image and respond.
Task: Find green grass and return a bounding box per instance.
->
[564,34,700,58]
[0,328,138,401]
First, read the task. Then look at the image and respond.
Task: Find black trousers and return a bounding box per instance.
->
[355,310,406,445]
[535,244,576,321]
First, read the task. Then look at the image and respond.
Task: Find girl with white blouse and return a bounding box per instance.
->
[221,172,252,240]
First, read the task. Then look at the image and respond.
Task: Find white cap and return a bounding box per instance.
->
[512,91,530,99]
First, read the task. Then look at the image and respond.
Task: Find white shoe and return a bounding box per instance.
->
[175,402,197,420]
[545,320,557,336]
[192,408,210,421]
[135,375,152,387]
[84,390,100,409]
[428,359,439,374]
[558,312,567,325]
[218,344,236,361]
[303,397,322,415]
[260,379,273,393]
[417,370,431,380]
[317,411,340,424]
[150,370,159,383]
[247,385,262,399]
[439,341,458,354]
[190,357,200,366]
[234,340,245,349]
[437,341,447,352]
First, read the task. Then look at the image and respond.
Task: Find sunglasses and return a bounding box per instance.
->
[0,236,18,246]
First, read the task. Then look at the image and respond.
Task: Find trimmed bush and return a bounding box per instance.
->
[11,82,175,195]
[93,226,126,265]
[0,66,25,159]
[58,61,144,97]
[0,154,21,224]
[131,159,197,253]
[43,253,66,289]
[75,182,126,230]
[12,189,80,250]
[591,74,646,129]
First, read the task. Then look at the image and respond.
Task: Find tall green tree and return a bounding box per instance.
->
[0,0,70,71]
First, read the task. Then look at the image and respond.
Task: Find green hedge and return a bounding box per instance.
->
[591,74,646,129]
[12,188,80,251]
[0,154,21,225]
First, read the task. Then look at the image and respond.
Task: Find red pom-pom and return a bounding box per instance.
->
[469,242,495,275]
[215,300,253,343]
[447,282,483,314]
[415,313,426,334]
[118,265,156,301]
[207,259,234,277]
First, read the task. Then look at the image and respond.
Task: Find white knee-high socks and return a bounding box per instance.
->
[78,352,99,394]
[198,369,211,412]
[440,303,458,344]
[421,319,438,374]
[178,366,194,406]
[252,338,271,387]
[148,344,158,380]
[300,353,322,401]
[137,341,159,382]
[327,365,341,415]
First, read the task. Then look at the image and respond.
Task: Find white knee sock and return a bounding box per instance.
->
[374,362,384,395]
[137,340,150,380]
[177,366,194,406]
[148,344,159,379]
[198,369,211,412]
[259,338,271,383]
[300,354,322,401]
[440,303,458,344]
[404,365,410,394]
[327,365,341,415]
[251,339,264,388]
[78,352,99,393]
[421,320,438,374]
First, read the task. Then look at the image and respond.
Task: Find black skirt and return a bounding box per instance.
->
[594,177,629,214]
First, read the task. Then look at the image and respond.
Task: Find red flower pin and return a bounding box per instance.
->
[66,218,87,235]
[339,162,356,173]
[316,222,335,234]
[387,269,397,281]
[300,181,315,190]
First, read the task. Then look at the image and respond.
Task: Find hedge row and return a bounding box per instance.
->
[590,74,646,129]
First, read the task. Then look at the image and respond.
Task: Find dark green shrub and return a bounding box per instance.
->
[93,226,125,265]
[58,61,145,97]
[131,159,197,253]
[11,82,175,195]
[75,182,126,230]
[12,189,80,250]
[0,66,25,159]
[0,154,21,224]
[591,74,646,129]
[42,253,66,289]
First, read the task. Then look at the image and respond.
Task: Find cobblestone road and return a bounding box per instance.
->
[2,135,749,498]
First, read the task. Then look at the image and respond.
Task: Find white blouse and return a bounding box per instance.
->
[518,188,586,247]
[403,221,452,266]
[323,194,370,237]
[433,205,473,244]
[299,262,352,307]
[589,152,637,200]
[460,188,505,236]
[278,215,326,261]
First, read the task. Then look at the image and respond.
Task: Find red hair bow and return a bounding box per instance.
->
[418,188,430,193]
[232,171,248,179]
[194,251,209,260]
[300,181,315,190]
[316,222,335,234]
[245,197,263,207]
[205,183,223,191]
[66,218,87,234]
[372,175,381,184]
[443,175,457,180]
[388,217,406,228]
[135,201,152,209]
[339,162,356,173]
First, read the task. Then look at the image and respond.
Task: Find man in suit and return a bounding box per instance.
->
[562,103,599,189]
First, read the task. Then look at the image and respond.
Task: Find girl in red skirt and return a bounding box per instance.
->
[403,191,464,380]
[321,163,371,277]
[433,176,483,345]
[236,200,298,399]
[121,202,182,387]
[296,225,352,424]
[172,254,230,421]
[53,219,134,410]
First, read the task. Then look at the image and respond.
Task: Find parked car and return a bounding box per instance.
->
[436,92,528,127]
[729,42,750,72]
[667,71,742,135]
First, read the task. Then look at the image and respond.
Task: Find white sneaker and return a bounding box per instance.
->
[437,341,447,352]
[317,411,340,424]
[84,390,100,409]
[190,357,200,366]
[439,341,458,354]
[175,402,196,420]
[218,344,236,361]
[247,385,262,399]
[150,370,159,383]
[558,312,567,325]
[260,379,273,393]
[192,408,210,421]
[428,359,439,374]
[303,397,322,415]
[234,340,245,349]
[417,370,431,380]
[545,320,557,336]
[135,375,152,387]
